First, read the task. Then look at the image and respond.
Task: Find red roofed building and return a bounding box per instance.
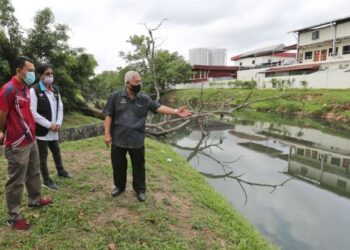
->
[190,65,239,83]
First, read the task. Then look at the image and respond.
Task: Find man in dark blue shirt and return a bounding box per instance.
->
[103,71,192,202]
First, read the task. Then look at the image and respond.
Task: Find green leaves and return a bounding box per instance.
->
[0,4,98,110]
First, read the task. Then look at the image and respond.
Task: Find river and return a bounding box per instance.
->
[163,112,350,250]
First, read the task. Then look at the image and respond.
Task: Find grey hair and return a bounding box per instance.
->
[124,70,140,85]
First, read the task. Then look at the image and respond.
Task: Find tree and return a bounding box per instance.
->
[88,70,124,101]
[22,8,97,110]
[0,0,23,84]
[120,37,192,95]
[119,20,192,100]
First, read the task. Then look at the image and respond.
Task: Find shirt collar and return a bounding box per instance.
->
[122,88,140,99]
[39,81,46,91]
[11,76,27,90]
[39,81,53,92]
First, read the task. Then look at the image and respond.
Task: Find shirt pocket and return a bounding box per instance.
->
[134,103,148,118]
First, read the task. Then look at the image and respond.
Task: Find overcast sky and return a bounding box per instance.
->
[11,0,350,73]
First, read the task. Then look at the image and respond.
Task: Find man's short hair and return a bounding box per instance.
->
[14,56,34,72]
[124,71,140,85]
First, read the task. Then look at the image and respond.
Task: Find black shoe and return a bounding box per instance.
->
[57,170,72,178]
[43,178,58,190]
[136,192,146,202]
[111,188,124,197]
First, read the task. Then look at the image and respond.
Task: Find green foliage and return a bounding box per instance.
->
[233,79,257,89]
[61,112,102,129]
[165,88,350,123]
[0,0,23,84]
[87,66,134,102]
[270,78,294,90]
[119,35,192,93]
[300,80,308,88]
[0,4,97,110]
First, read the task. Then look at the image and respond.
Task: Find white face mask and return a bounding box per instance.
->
[43,76,54,85]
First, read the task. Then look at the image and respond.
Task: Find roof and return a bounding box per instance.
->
[272,52,296,58]
[290,15,350,33]
[283,44,297,50]
[231,44,286,60]
[265,63,320,73]
[192,65,239,71]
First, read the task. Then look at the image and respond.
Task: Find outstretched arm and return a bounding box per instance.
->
[157,105,192,118]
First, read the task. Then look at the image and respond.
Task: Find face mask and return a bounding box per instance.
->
[131,84,141,94]
[43,76,54,85]
[24,71,36,85]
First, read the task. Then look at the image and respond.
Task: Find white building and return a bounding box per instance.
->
[294,16,350,64]
[189,48,227,66]
[231,44,296,68]
[236,16,350,89]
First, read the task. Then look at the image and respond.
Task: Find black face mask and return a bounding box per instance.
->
[130,84,141,94]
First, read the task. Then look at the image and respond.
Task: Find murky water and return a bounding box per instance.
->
[165,113,350,250]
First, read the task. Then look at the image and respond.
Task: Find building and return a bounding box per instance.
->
[236,16,350,89]
[190,65,238,83]
[292,16,350,64]
[189,48,227,66]
[231,44,296,68]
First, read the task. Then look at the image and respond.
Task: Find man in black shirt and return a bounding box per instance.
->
[103,71,192,202]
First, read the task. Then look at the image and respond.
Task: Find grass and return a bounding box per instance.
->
[164,88,350,122]
[0,137,276,249]
[61,112,102,129]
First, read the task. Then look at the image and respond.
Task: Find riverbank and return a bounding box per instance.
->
[164,89,350,124]
[0,136,276,249]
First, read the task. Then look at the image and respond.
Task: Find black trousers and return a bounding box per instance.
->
[111,145,146,193]
[36,139,64,181]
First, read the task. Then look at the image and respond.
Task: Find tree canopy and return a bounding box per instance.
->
[119,34,192,96]
[0,2,97,110]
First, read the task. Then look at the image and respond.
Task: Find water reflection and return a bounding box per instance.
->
[164,116,350,250]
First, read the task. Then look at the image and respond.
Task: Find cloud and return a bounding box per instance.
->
[10,0,350,72]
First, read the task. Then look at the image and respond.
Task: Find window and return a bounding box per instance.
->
[329,47,338,56]
[342,158,350,168]
[305,149,311,158]
[342,45,350,55]
[331,157,341,166]
[312,31,320,40]
[297,148,304,156]
[252,60,255,64]
[311,150,318,159]
[304,51,313,60]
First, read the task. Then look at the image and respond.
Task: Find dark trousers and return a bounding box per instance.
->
[36,139,64,181]
[111,145,146,193]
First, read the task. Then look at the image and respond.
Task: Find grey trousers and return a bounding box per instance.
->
[4,141,42,220]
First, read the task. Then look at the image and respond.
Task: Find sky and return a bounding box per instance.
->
[10,0,350,73]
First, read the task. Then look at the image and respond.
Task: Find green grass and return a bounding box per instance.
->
[165,89,350,122]
[61,112,102,129]
[0,137,276,249]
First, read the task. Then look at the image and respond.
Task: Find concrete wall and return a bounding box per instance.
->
[237,60,350,89]
[299,26,333,46]
[59,123,104,142]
